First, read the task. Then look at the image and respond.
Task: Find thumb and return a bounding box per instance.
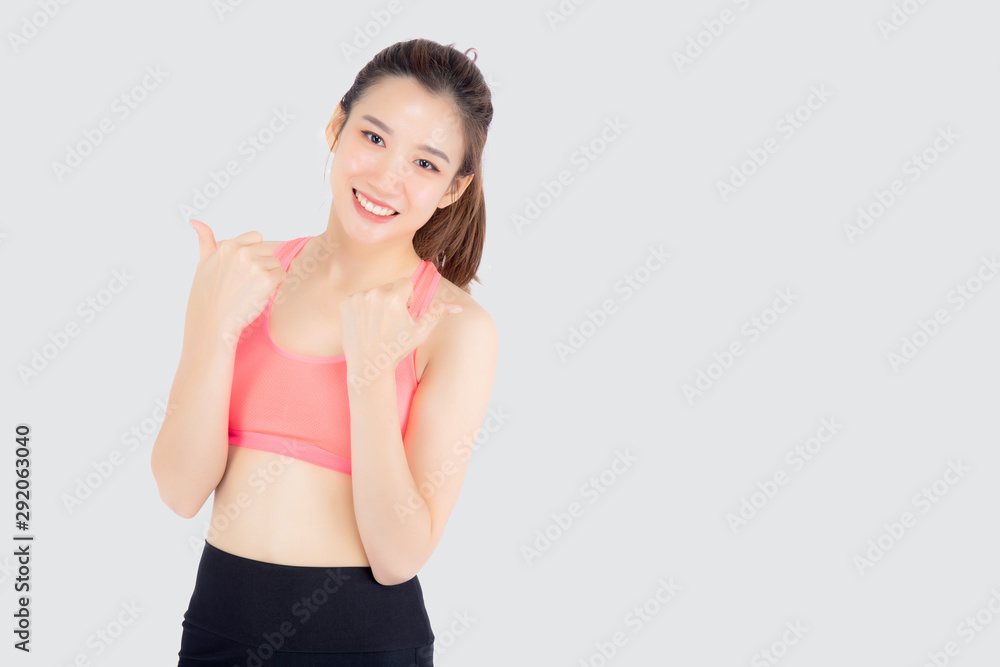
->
[188,219,217,263]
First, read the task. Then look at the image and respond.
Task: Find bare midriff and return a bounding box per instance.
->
[207,445,370,566]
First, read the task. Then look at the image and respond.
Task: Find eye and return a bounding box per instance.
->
[362,130,384,146]
[362,131,441,173]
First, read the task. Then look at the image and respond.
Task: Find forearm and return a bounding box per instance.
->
[348,371,432,585]
[151,316,237,518]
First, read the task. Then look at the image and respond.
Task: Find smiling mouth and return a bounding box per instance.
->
[353,188,400,216]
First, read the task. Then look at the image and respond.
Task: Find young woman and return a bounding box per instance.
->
[152,39,498,666]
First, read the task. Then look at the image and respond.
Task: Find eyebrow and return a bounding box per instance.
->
[360,114,451,165]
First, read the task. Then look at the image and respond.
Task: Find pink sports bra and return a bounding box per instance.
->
[227,236,442,474]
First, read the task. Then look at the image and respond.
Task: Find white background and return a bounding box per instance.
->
[2,0,999,665]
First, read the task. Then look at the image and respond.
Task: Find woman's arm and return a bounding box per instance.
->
[349,304,499,585]
[150,280,237,519]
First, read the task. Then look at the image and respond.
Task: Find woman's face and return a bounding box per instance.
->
[329,76,470,245]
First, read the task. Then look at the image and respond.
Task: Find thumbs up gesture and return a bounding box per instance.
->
[187,219,286,339]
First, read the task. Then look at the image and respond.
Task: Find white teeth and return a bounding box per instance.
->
[354,189,397,216]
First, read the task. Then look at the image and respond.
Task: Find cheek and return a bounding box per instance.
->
[328,153,362,193]
[412,189,439,211]
[332,147,372,174]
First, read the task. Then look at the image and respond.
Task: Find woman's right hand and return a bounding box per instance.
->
[188,219,286,338]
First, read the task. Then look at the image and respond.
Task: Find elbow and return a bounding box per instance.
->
[371,549,430,586]
[150,437,217,519]
[372,569,411,587]
[370,522,437,586]
[155,482,204,519]
[371,559,418,587]
[151,459,205,519]
[169,496,203,520]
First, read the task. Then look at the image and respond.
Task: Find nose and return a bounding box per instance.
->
[374,151,413,190]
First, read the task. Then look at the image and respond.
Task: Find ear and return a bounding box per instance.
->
[325,103,347,153]
[436,172,475,209]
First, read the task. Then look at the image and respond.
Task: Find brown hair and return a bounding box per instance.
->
[324,38,494,293]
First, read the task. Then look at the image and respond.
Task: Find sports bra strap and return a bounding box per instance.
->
[277,236,311,271]
[412,261,443,317]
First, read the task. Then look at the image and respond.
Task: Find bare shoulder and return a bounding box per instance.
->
[426,273,498,359]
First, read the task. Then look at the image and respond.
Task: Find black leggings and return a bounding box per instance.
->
[177,541,435,666]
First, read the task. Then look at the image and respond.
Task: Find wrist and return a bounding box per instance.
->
[197,314,245,356]
[345,359,399,398]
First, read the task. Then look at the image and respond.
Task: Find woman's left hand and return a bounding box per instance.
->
[340,275,461,380]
